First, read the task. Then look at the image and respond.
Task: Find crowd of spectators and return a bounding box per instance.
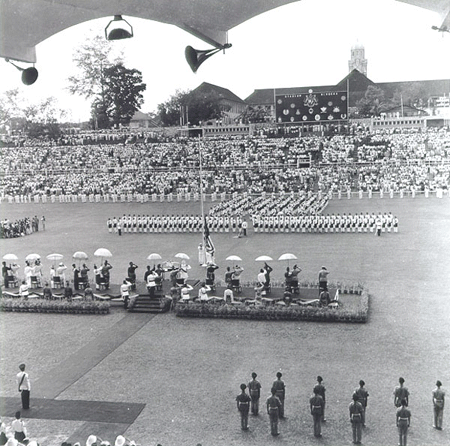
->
[1,128,449,198]
[0,216,42,238]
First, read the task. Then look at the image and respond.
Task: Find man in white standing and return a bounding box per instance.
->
[16,364,30,409]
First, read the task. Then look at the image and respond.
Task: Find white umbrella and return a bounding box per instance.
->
[3,254,18,261]
[25,253,40,261]
[226,255,242,262]
[73,251,88,260]
[73,251,88,267]
[255,255,273,262]
[278,253,297,261]
[94,248,112,258]
[46,253,63,262]
[147,253,162,261]
[94,248,112,266]
[175,252,190,260]
[46,253,64,268]
[278,253,297,267]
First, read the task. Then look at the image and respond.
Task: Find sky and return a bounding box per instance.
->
[1,0,449,122]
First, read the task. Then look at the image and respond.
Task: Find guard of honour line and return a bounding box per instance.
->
[235,374,445,445]
[107,212,399,235]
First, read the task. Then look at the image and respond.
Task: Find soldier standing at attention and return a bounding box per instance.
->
[267,388,282,436]
[349,393,364,444]
[432,380,445,430]
[396,399,411,446]
[236,384,251,431]
[314,376,326,422]
[248,372,262,415]
[318,266,329,293]
[394,377,410,408]
[310,387,325,438]
[354,380,369,426]
[272,372,286,418]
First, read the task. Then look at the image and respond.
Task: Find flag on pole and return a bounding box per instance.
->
[203,217,215,263]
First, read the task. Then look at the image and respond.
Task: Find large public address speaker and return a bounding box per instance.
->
[185,43,232,73]
[6,59,39,85]
[21,67,39,85]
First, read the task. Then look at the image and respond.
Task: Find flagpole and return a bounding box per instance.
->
[199,137,205,234]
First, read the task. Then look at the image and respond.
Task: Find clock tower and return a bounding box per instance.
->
[348,43,368,76]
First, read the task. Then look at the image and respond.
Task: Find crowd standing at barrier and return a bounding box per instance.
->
[0,216,43,238]
[1,128,449,200]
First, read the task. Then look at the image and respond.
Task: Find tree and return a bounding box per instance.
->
[156,88,232,126]
[0,89,22,130]
[356,86,390,117]
[0,90,65,138]
[184,90,230,126]
[68,35,146,128]
[68,34,121,99]
[90,63,146,128]
[392,83,428,109]
[239,105,273,123]
[157,90,190,126]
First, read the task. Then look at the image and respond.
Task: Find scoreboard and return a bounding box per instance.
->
[276,89,348,124]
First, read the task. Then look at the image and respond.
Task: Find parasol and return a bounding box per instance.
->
[46,253,63,268]
[25,253,41,261]
[278,253,297,261]
[73,251,88,260]
[73,251,88,267]
[278,253,298,267]
[226,255,242,262]
[46,253,63,262]
[175,253,190,260]
[255,255,273,262]
[147,253,162,260]
[94,248,112,258]
[94,248,112,265]
[3,254,18,261]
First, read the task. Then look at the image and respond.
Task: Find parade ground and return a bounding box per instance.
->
[1,196,450,446]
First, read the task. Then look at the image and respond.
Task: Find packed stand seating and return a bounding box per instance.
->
[1,128,449,198]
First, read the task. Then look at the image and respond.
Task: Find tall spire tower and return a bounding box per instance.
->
[349,42,367,76]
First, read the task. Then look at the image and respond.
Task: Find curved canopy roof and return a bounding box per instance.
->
[0,0,302,63]
[0,0,448,64]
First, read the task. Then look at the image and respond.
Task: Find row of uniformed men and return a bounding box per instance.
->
[107,212,399,234]
[251,212,399,233]
[236,375,445,445]
[107,215,245,233]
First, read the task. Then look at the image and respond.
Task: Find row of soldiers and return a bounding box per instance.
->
[107,214,245,234]
[251,212,399,233]
[106,212,399,235]
[236,375,445,445]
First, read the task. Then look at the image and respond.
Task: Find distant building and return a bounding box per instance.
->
[129,111,160,129]
[189,82,247,124]
[245,70,450,123]
[349,42,368,77]
[381,104,428,118]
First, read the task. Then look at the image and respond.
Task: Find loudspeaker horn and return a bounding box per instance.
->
[21,67,39,85]
[185,43,232,73]
[6,59,39,85]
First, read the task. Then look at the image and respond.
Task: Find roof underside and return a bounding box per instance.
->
[0,1,448,64]
[0,0,302,63]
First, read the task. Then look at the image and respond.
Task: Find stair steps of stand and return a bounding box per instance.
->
[129,294,167,313]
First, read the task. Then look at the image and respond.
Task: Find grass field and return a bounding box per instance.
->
[1,196,450,446]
